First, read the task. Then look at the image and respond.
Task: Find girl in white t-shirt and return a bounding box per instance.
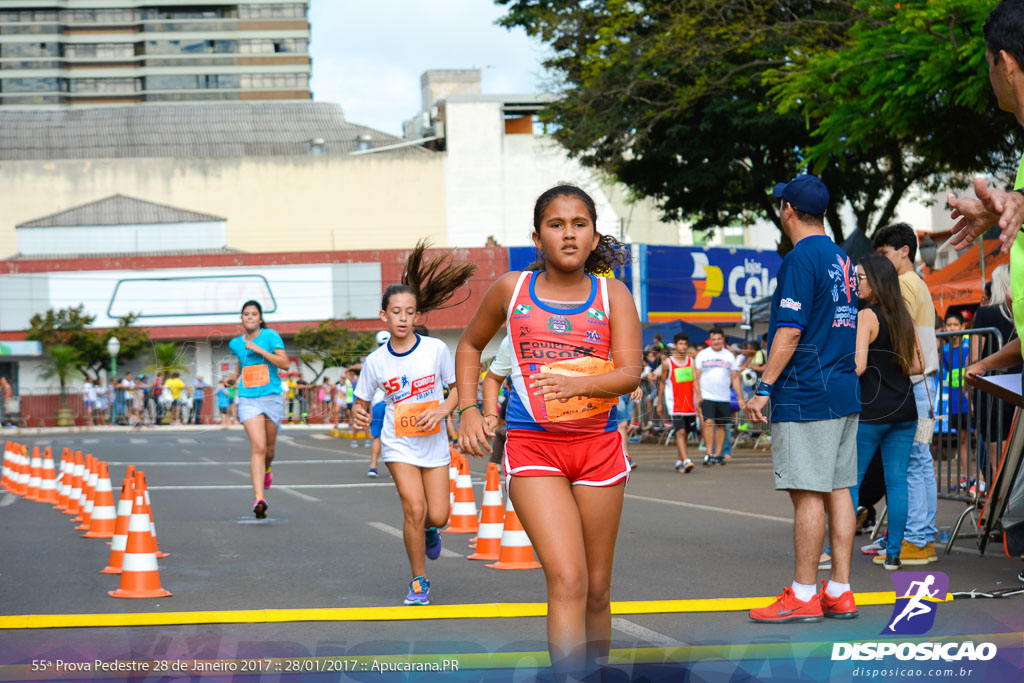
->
[352,241,476,606]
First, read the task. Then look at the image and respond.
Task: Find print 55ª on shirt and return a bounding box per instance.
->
[383,374,437,404]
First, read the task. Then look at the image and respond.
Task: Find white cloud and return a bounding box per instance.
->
[309,0,548,135]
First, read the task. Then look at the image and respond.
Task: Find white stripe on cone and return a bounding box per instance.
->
[120,553,159,573]
[128,513,151,533]
[109,532,127,552]
[499,529,532,547]
[90,506,117,521]
[451,502,477,515]
[477,522,504,538]
[116,497,132,516]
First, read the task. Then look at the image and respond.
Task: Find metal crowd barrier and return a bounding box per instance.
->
[932,327,1007,549]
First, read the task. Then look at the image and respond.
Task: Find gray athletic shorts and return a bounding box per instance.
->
[770,415,858,492]
[238,394,284,426]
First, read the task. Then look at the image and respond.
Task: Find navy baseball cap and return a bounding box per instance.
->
[773,174,829,215]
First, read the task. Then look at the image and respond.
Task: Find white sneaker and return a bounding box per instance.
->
[861,538,885,555]
[674,459,684,470]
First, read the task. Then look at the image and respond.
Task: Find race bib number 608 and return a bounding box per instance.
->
[395,401,441,437]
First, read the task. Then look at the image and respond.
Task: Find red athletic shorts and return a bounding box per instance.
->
[504,429,630,487]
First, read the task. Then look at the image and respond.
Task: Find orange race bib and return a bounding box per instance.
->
[242,364,270,388]
[539,357,617,423]
[394,400,441,437]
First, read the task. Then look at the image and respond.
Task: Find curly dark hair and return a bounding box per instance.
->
[526,184,629,275]
[381,239,477,314]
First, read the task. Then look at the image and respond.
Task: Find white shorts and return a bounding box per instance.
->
[238,394,285,426]
[382,446,451,469]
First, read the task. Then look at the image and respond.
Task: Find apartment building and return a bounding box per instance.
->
[0,0,310,107]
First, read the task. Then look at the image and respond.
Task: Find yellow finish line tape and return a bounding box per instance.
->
[0,591,942,630]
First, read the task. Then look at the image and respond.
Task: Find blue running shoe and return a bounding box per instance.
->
[425,527,441,560]
[404,576,430,605]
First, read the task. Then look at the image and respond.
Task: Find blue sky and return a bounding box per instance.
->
[309,0,550,136]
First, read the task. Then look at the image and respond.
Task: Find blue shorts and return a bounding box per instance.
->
[370,401,386,438]
[617,395,633,425]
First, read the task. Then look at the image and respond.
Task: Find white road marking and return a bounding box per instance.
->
[611,618,684,647]
[103,459,366,466]
[177,438,198,444]
[225,436,244,442]
[623,493,791,524]
[367,522,462,558]
[0,493,17,507]
[278,487,320,502]
[229,468,250,479]
[148,483,394,491]
[129,438,148,444]
[280,441,364,456]
[310,434,332,440]
[82,439,99,444]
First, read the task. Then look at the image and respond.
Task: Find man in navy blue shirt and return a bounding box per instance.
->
[746,174,861,624]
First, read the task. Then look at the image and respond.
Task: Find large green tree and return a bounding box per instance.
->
[293,320,376,382]
[496,0,1017,246]
[26,305,150,380]
[768,0,1021,233]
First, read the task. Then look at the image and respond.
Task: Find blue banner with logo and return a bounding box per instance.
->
[644,246,780,324]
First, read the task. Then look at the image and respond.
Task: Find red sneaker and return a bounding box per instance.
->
[819,579,858,619]
[749,586,823,623]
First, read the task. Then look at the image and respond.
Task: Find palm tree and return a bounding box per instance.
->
[150,342,188,376]
[40,344,83,409]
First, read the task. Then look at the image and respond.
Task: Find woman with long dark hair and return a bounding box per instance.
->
[226,300,290,519]
[850,254,922,571]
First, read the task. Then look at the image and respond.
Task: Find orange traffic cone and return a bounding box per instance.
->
[444,455,478,534]
[2,441,16,493]
[136,472,169,558]
[64,452,84,516]
[83,462,117,539]
[102,475,135,574]
[108,487,171,598]
[106,465,136,546]
[486,495,541,570]
[447,448,459,514]
[468,463,505,561]
[13,446,27,493]
[75,456,98,528]
[36,447,58,504]
[54,454,72,510]
[25,446,43,501]
[1,441,12,491]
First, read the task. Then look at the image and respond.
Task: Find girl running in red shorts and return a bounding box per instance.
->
[457,185,642,679]
[351,241,475,606]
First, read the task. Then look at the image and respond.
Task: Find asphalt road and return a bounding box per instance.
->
[2,427,1022,681]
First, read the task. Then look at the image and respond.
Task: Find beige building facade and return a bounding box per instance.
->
[0,154,446,257]
[0,102,446,258]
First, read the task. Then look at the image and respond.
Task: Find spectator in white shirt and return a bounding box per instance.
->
[694,328,745,465]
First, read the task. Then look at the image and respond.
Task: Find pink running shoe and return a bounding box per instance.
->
[264,467,273,490]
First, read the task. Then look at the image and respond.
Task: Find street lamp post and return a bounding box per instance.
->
[107,336,121,378]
